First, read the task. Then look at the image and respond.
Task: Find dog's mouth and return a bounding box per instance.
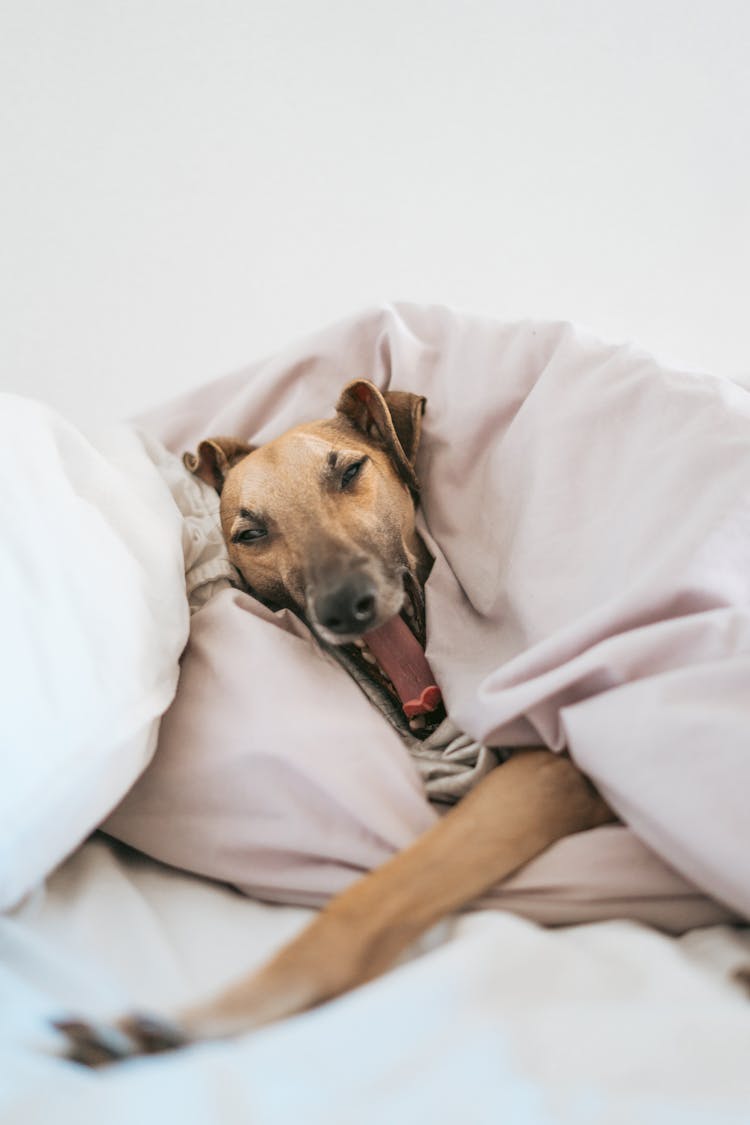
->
[355,615,441,718]
[343,580,444,732]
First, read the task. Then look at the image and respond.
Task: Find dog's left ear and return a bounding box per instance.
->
[182,436,254,493]
[336,380,426,494]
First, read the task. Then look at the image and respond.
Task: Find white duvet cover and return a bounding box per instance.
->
[3,312,750,1123]
[105,306,750,932]
[0,397,189,909]
[2,837,750,1124]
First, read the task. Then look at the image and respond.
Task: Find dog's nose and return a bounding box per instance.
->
[315,575,378,635]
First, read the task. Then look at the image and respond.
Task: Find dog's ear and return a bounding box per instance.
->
[336,380,426,494]
[182,437,254,493]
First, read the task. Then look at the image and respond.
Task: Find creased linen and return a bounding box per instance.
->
[105,304,750,928]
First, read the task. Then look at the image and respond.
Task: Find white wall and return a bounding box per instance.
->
[1,0,748,427]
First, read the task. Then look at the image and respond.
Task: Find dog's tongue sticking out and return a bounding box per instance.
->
[364,614,442,719]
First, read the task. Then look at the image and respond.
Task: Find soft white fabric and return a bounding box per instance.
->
[0,396,189,909]
[138,433,236,612]
[2,837,750,1124]
[104,306,750,928]
[3,321,750,1122]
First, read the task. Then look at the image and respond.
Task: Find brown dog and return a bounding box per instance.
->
[56,379,614,1064]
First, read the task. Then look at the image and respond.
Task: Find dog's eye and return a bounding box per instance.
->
[341,459,366,489]
[233,527,267,544]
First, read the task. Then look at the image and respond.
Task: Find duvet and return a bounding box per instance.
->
[96,304,750,930]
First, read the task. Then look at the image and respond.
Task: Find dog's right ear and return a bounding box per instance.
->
[336,380,426,495]
[182,437,254,493]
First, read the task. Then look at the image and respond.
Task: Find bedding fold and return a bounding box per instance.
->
[105,304,750,928]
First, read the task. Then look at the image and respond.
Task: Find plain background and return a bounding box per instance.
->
[1,0,748,428]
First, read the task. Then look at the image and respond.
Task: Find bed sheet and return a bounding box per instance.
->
[2,836,750,1125]
[4,320,750,1121]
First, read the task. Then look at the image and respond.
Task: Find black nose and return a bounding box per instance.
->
[315,574,378,635]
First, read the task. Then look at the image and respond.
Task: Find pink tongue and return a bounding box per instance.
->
[364,614,442,719]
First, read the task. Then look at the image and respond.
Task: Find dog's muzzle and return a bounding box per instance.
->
[310,573,443,721]
[313,573,378,636]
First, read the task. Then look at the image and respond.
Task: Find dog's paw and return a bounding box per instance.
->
[52,1013,190,1068]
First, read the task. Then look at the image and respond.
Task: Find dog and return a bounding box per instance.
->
[56,379,614,1065]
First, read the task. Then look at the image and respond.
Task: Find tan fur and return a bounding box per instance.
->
[180,750,612,1039]
[219,420,428,640]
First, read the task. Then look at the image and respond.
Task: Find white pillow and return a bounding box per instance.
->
[0,395,189,909]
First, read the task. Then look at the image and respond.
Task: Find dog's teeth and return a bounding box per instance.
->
[404,602,415,618]
[409,716,426,732]
[362,650,376,665]
[354,638,366,649]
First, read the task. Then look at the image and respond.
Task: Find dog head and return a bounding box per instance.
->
[184,380,430,645]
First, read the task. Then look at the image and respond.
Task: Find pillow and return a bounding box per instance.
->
[103,305,750,931]
[0,395,189,909]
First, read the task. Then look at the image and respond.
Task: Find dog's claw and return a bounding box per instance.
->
[52,1013,190,1067]
[52,1018,137,1067]
[120,1013,191,1053]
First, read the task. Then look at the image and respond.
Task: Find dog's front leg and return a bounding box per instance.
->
[57,751,613,1063]
[178,750,613,1038]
